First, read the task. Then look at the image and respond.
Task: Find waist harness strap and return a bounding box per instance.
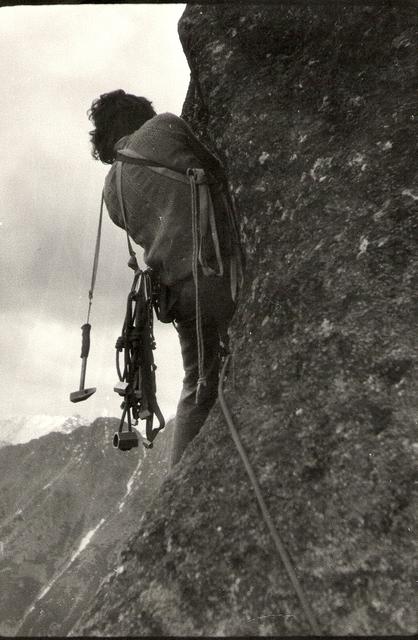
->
[117,148,190,185]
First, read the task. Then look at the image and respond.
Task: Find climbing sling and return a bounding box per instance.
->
[113,266,165,451]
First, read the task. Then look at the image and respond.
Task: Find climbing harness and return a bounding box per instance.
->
[218,355,321,636]
[115,149,243,406]
[113,160,165,451]
[69,193,104,403]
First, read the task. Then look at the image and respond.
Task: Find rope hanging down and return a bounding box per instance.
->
[218,355,321,636]
[188,168,208,401]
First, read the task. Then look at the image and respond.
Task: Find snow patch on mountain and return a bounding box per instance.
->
[119,457,143,512]
[0,414,90,446]
[70,519,106,564]
[24,518,107,620]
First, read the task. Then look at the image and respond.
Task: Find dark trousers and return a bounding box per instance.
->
[169,274,235,467]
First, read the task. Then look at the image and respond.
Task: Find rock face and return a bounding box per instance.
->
[0,417,172,636]
[77,4,417,636]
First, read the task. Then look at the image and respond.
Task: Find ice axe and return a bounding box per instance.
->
[70,323,96,403]
[70,193,104,403]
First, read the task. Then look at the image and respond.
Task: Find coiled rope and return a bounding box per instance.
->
[218,354,321,635]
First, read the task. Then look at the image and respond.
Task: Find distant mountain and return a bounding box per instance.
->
[0,416,173,636]
[0,414,90,446]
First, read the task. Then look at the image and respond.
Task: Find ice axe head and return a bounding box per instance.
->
[70,387,96,403]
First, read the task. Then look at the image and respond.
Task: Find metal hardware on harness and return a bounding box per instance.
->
[218,355,321,635]
[113,269,165,451]
[113,429,139,451]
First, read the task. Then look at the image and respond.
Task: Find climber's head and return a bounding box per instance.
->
[88,89,156,164]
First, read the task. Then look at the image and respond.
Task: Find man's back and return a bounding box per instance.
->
[104,112,230,286]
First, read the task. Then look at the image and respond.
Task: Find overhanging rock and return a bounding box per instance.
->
[76,4,417,636]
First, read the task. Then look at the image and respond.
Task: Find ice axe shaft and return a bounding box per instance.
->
[78,356,89,391]
[70,323,96,403]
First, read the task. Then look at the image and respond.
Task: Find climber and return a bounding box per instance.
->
[87,89,243,467]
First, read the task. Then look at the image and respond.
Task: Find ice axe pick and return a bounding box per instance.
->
[70,323,96,403]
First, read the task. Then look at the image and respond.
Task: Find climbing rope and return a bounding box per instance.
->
[218,355,321,635]
[188,168,207,401]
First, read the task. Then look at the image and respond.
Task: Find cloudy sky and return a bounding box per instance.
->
[0,3,189,422]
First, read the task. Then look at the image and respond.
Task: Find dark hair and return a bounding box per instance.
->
[88,89,156,164]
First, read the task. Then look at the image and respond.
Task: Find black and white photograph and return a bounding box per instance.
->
[0,1,416,636]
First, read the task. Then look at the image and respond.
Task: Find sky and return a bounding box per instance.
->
[0,3,189,423]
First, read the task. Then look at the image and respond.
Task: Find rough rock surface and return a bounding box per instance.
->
[77,4,417,636]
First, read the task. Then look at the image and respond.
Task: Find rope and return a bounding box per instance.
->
[115,160,138,269]
[188,56,244,303]
[189,169,207,399]
[86,190,104,324]
[218,355,321,635]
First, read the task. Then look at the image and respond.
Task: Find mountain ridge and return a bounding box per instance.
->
[0,414,90,446]
[0,416,172,636]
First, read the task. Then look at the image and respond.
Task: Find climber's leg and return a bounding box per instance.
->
[170,274,235,468]
[170,316,220,467]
